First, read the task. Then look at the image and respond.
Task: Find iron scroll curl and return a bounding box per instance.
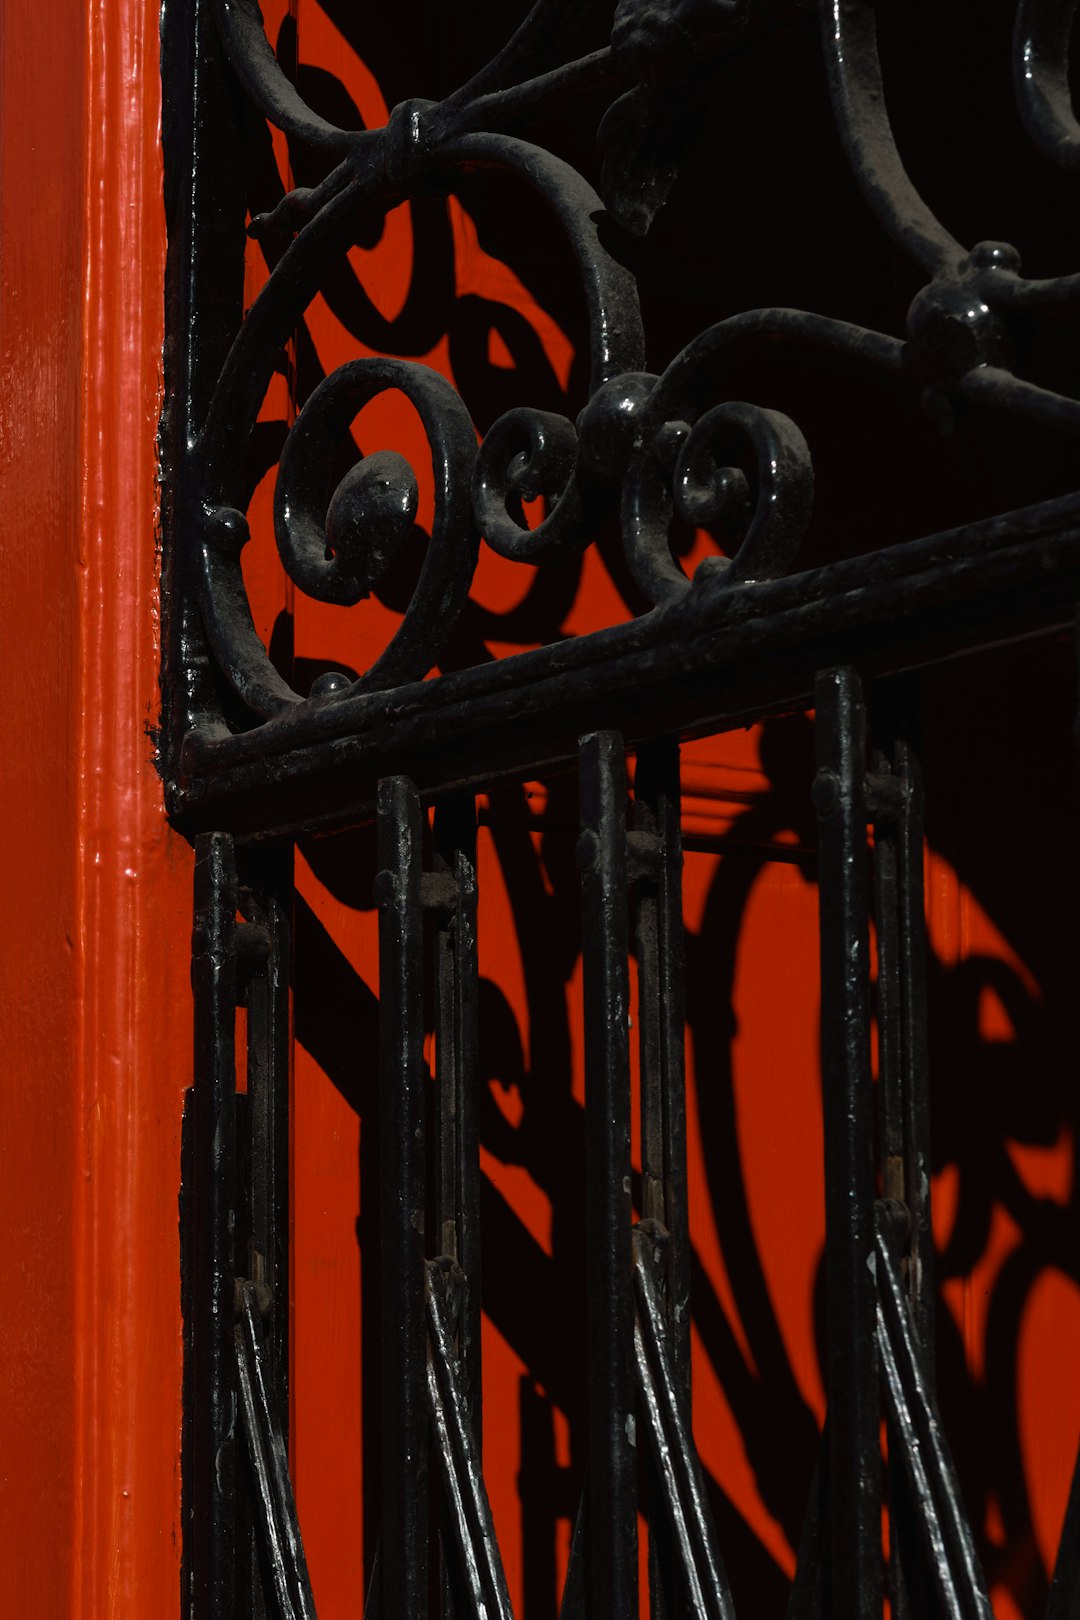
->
[190,0,831,725]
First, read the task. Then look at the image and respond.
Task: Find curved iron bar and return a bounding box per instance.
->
[213,0,363,154]
[194,114,645,714]
[621,309,900,606]
[1014,0,1080,171]
[274,359,480,702]
[823,0,1080,314]
[820,0,965,277]
[438,0,608,119]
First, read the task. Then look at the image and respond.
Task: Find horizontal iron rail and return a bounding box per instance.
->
[172,495,1080,839]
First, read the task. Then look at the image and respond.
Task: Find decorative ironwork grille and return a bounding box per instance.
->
[162,3,1080,1616]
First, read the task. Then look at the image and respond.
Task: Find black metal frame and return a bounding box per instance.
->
[163,3,1080,1616]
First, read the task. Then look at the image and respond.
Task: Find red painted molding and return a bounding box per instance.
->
[71,4,189,1615]
[0,2,187,1614]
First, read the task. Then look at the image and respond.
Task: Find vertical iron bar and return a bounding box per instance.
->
[869,712,911,1620]
[634,792,665,1233]
[377,777,429,1620]
[433,796,482,1427]
[432,817,459,1620]
[869,769,904,1209]
[191,831,240,1620]
[246,849,293,1407]
[813,668,881,1620]
[434,850,459,1271]
[892,716,933,1365]
[636,738,691,1398]
[241,849,293,1618]
[633,752,669,1620]
[433,796,480,1618]
[872,685,935,1618]
[634,738,689,1618]
[578,731,638,1620]
[870,684,935,1357]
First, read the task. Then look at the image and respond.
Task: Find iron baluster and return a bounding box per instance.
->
[241,852,293,1383]
[432,796,483,1427]
[375,777,430,1620]
[633,738,692,1393]
[813,667,881,1620]
[188,831,241,1620]
[188,835,313,1620]
[578,730,638,1620]
[632,740,677,1620]
[431,793,507,1616]
[867,686,935,1620]
[236,851,293,1618]
[891,717,934,1367]
[632,736,704,1617]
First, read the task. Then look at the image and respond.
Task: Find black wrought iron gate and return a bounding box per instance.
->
[162,2,1080,1616]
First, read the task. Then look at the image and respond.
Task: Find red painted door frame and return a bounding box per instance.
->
[0,4,185,1613]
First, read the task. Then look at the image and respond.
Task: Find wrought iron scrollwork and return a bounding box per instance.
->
[169,3,1080,1618]
[172,0,1080,757]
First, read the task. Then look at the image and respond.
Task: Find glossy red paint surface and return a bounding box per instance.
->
[0,2,185,1614]
[0,5,86,1610]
